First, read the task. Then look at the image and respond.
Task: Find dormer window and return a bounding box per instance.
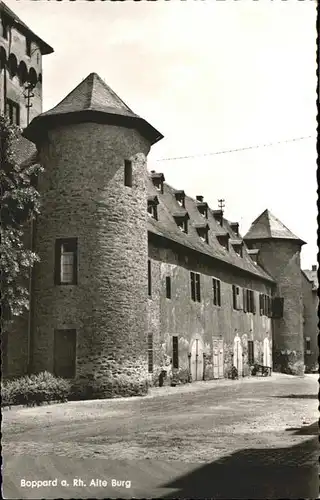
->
[217,233,230,251]
[173,212,189,234]
[230,222,239,236]
[195,223,209,244]
[150,171,165,194]
[247,249,259,264]
[197,202,208,219]
[147,195,159,220]
[230,240,243,257]
[174,190,185,208]
[212,209,223,226]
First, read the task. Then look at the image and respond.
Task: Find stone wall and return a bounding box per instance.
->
[254,240,305,375]
[148,238,274,384]
[30,122,151,395]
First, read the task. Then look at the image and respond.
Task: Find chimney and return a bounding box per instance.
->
[312,265,317,271]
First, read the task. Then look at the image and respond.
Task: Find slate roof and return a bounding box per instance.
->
[147,178,275,283]
[23,73,163,145]
[302,268,318,290]
[244,209,305,244]
[0,1,53,55]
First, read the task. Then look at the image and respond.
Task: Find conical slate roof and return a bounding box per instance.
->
[244,209,305,244]
[23,73,163,145]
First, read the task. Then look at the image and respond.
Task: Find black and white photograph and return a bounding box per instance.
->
[0,0,318,498]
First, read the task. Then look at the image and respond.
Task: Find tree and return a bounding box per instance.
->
[0,115,42,328]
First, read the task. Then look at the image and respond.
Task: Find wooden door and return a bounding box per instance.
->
[190,338,204,381]
[233,334,243,375]
[213,337,224,379]
[54,329,76,379]
[263,337,271,367]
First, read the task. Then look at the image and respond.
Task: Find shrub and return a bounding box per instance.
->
[70,373,150,400]
[170,368,192,386]
[1,371,71,407]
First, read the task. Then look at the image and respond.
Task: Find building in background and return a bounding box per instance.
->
[0,0,53,128]
[1,2,318,393]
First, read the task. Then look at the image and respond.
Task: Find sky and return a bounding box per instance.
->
[6,0,318,269]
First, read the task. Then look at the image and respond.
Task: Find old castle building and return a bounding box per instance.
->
[1,2,318,392]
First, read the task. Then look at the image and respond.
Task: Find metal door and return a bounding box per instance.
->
[190,338,204,381]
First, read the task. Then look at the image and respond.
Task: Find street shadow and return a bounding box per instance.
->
[157,437,318,499]
[285,420,319,436]
[272,394,318,399]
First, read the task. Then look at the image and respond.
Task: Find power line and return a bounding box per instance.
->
[155,135,314,162]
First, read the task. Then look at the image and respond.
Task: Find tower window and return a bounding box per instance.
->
[166,276,171,299]
[148,332,153,373]
[55,238,78,285]
[124,160,132,187]
[26,38,32,57]
[148,259,152,297]
[191,271,201,302]
[305,337,311,355]
[212,278,221,306]
[6,99,20,126]
[172,336,179,369]
[54,329,76,379]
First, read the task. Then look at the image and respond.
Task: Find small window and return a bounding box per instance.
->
[148,332,153,373]
[212,278,221,306]
[232,285,240,310]
[191,272,201,302]
[124,160,132,187]
[26,38,32,57]
[6,99,20,126]
[177,218,188,233]
[148,259,152,297]
[55,238,78,285]
[248,340,254,365]
[166,276,171,299]
[172,336,179,369]
[147,203,158,220]
[1,17,8,39]
[54,329,76,379]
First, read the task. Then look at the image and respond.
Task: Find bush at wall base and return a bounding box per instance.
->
[1,371,71,407]
[70,374,150,400]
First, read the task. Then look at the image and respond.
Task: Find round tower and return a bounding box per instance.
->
[244,209,305,376]
[23,73,163,395]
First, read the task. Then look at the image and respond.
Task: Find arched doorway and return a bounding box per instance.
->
[233,334,243,375]
[263,337,271,368]
[213,337,224,379]
[190,337,204,381]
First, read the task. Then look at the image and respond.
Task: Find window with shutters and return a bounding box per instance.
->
[54,329,76,379]
[243,289,247,312]
[55,238,78,285]
[246,290,256,313]
[172,336,179,369]
[148,260,152,297]
[212,278,221,306]
[124,160,132,187]
[26,38,32,57]
[191,272,201,302]
[232,285,240,310]
[248,340,254,365]
[148,333,153,372]
[166,276,171,299]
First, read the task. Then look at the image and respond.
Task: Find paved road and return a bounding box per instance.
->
[3,374,318,499]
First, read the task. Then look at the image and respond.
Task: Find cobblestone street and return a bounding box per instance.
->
[3,374,318,499]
